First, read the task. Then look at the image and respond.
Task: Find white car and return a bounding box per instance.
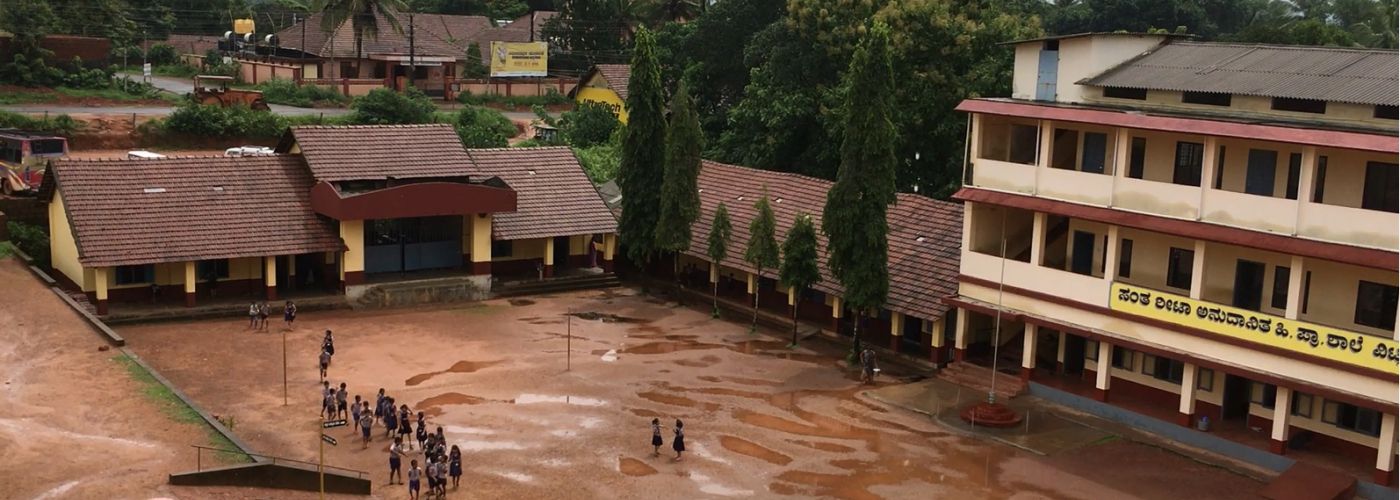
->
[127,150,167,160]
[224,146,274,157]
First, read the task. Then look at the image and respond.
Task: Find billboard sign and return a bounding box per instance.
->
[489,41,548,77]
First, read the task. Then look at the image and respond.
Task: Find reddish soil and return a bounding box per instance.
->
[116,288,1263,499]
[0,84,172,107]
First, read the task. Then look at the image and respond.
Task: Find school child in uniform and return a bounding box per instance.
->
[323,330,335,357]
[359,404,373,448]
[319,349,331,381]
[436,454,449,497]
[336,383,349,420]
[651,418,663,456]
[283,301,297,329]
[319,381,331,418]
[449,445,462,489]
[672,419,686,461]
[323,390,337,421]
[415,411,429,451]
[374,388,386,425]
[389,436,404,485]
[384,399,400,439]
[408,459,421,500]
[351,395,363,430]
[399,405,414,450]
[433,426,446,458]
[258,302,270,331]
[248,302,259,329]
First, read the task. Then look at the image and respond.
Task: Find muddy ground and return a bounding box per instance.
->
[118,288,1262,499]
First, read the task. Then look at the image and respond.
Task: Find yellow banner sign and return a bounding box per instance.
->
[489,41,548,77]
[1110,282,1398,375]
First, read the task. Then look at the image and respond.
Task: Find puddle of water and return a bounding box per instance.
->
[579,417,604,429]
[516,394,607,407]
[456,440,526,451]
[494,471,535,483]
[733,409,877,441]
[767,482,811,496]
[628,408,664,418]
[550,429,579,437]
[569,311,645,323]
[405,360,503,386]
[787,439,857,453]
[689,441,731,465]
[636,391,721,411]
[622,341,724,355]
[542,458,570,467]
[698,375,783,387]
[719,435,793,466]
[618,457,658,477]
[673,355,723,368]
[690,471,754,497]
[416,392,493,409]
[508,298,536,306]
[33,481,79,500]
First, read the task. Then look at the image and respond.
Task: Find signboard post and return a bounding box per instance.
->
[489,41,548,77]
[322,419,347,428]
[142,63,152,83]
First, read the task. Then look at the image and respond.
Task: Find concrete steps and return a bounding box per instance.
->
[936,362,1027,401]
[353,275,491,309]
[493,273,620,298]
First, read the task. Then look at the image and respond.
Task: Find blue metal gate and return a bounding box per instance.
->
[364,216,462,274]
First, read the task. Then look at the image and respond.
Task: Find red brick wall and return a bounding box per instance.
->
[0,35,111,66]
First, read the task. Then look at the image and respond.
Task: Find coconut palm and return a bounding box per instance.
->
[313,0,407,66]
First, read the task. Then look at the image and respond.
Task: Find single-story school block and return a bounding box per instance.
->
[40,124,617,315]
[666,160,965,361]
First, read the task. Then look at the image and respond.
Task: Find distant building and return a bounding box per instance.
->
[41,124,616,315]
[952,32,1398,487]
[571,64,630,123]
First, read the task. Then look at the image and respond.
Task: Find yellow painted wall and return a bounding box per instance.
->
[48,191,91,291]
[574,86,628,124]
[494,237,547,262]
[341,220,364,273]
[470,214,491,263]
[102,256,266,290]
[1114,227,1199,295]
[1086,88,1395,131]
[568,235,589,255]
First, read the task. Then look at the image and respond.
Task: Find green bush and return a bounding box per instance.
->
[454,106,516,148]
[0,110,81,135]
[161,99,288,139]
[199,50,240,79]
[154,64,200,79]
[146,44,179,66]
[574,143,621,183]
[457,88,570,108]
[1,53,64,87]
[558,100,620,148]
[60,57,111,89]
[257,78,349,108]
[110,45,145,64]
[350,87,436,125]
[7,221,50,269]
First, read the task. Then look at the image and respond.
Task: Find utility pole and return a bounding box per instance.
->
[408,11,415,89]
[529,11,535,42]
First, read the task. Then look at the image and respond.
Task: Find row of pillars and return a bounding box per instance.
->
[93,256,288,316]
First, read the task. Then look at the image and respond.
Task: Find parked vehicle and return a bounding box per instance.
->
[0,129,68,196]
[127,150,167,160]
[193,75,270,111]
[224,146,274,157]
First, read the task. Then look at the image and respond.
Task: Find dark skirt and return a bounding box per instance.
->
[450,462,462,477]
[672,436,685,452]
[389,455,401,470]
[652,435,663,447]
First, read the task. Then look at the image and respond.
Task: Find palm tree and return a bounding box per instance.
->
[313,0,407,75]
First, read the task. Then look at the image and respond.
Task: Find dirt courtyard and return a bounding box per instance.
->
[118,288,1262,499]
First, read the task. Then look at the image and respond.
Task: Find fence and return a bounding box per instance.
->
[300,78,387,97]
[450,78,578,100]
[235,57,301,85]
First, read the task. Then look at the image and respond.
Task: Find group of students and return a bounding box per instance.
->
[247,300,297,331]
[651,418,686,460]
[367,390,462,499]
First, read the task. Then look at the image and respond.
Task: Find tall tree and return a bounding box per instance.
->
[822,21,896,362]
[744,190,780,333]
[655,81,704,292]
[542,0,630,71]
[705,202,732,318]
[778,214,819,347]
[635,0,701,26]
[616,27,668,266]
[313,0,407,72]
[658,0,785,142]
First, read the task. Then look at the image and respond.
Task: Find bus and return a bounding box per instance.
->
[0,129,68,195]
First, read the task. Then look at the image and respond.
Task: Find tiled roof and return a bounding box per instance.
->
[1084,41,1399,106]
[49,155,342,268]
[284,124,476,182]
[688,161,963,322]
[276,11,556,58]
[596,64,630,100]
[484,11,556,44]
[465,147,617,240]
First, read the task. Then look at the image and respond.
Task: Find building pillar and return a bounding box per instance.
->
[1189,240,1207,299]
[830,296,842,333]
[1055,331,1067,373]
[709,262,718,285]
[930,318,946,365]
[1103,225,1120,279]
[1284,255,1306,320]
[889,312,904,351]
[953,308,969,362]
[601,233,616,272]
[470,214,493,275]
[286,254,297,291]
[1029,211,1046,266]
[183,261,196,307]
[95,267,109,316]
[1294,147,1316,230]
[340,219,365,288]
[746,272,757,304]
[543,237,555,278]
[1094,340,1111,402]
[787,286,797,318]
[1199,136,1218,219]
[1178,362,1197,427]
[1020,323,1037,382]
[264,256,278,301]
[1270,386,1292,454]
[1376,413,1397,486]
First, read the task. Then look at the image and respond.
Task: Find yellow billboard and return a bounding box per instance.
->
[1109,282,1398,376]
[489,41,548,77]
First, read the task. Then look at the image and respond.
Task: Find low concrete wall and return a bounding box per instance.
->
[170,462,370,495]
[350,275,492,308]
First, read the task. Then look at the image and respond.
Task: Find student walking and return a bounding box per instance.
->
[374,388,386,425]
[322,388,337,422]
[319,349,331,381]
[283,301,297,329]
[449,445,462,489]
[435,454,448,497]
[408,459,421,500]
[860,347,878,385]
[247,302,259,329]
[415,411,428,451]
[388,436,404,485]
[651,418,663,456]
[351,395,363,432]
[319,381,332,419]
[258,302,270,331]
[425,454,439,497]
[672,419,686,461]
[398,405,414,450]
[336,383,349,420]
[384,399,399,439]
[323,330,335,357]
[359,403,373,448]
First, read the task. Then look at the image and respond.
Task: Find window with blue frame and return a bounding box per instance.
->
[115,265,155,285]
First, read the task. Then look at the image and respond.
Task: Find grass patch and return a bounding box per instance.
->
[0,91,58,105]
[55,86,177,102]
[112,353,252,464]
[0,242,14,259]
[1086,434,1120,447]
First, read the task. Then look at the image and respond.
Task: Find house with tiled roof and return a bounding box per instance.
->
[42,124,616,315]
[570,64,631,123]
[674,160,963,361]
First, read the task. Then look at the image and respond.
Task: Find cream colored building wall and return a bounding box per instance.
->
[102,256,266,290]
[1315,147,1396,208]
[569,235,589,255]
[48,191,91,292]
[1011,43,1039,100]
[1086,90,1396,131]
[494,237,547,262]
[1052,36,1166,104]
[1048,122,1119,173]
[959,280,1397,407]
[1197,243,1292,308]
[1247,396,1396,448]
[341,220,364,274]
[1113,227,1197,295]
[1213,137,1306,195]
[1085,348,1226,406]
[1064,218,1111,278]
[1302,259,1398,339]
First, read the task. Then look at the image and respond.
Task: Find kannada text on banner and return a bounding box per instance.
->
[1110,282,1398,376]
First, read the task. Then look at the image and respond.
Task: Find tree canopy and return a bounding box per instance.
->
[779,213,820,344]
[616,27,667,265]
[654,81,703,255]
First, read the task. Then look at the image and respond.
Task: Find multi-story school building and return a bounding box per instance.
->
[40,124,617,315]
[949,32,1398,486]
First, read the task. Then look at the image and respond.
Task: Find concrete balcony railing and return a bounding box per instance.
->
[1298,202,1399,250]
[961,249,1111,308]
[1112,177,1201,220]
[970,158,1036,195]
[1040,167,1112,206]
[1200,189,1298,236]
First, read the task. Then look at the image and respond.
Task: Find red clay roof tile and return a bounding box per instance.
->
[466,147,617,240]
[287,124,474,182]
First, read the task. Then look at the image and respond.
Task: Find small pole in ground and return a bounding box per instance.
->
[318,433,325,499]
[566,308,572,371]
[282,327,288,406]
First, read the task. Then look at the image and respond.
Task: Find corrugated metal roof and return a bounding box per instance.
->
[1083,41,1399,106]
